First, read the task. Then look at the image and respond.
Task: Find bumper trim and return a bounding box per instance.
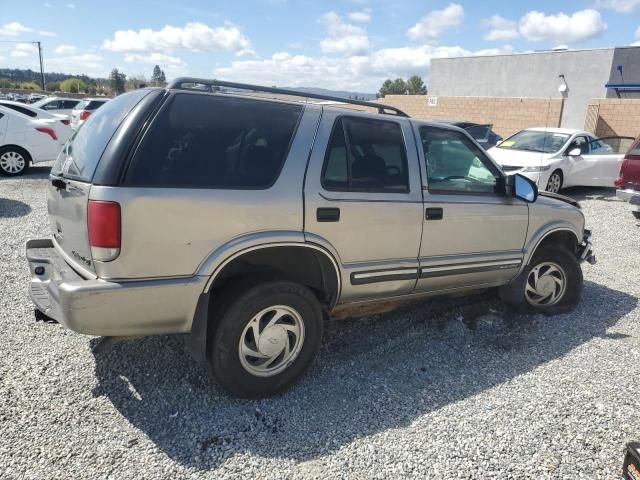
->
[26,238,207,336]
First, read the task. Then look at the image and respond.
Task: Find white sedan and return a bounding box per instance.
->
[0,106,68,176]
[488,128,633,193]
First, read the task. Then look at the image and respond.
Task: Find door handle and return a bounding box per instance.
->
[425,207,443,220]
[317,207,340,222]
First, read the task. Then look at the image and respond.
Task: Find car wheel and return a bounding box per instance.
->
[0,147,30,176]
[208,280,323,398]
[545,170,563,193]
[501,245,582,315]
[633,211,640,220]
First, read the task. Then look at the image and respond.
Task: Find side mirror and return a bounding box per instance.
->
[507,174,538,203]
[568,148,581,156]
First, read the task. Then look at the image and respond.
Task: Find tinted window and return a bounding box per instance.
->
[63,100,80,109]
[0,103,37,118]
[321,117,409,192]
[54,89,150,181]
[420,126,501,194]
[498,130,570,154]
[126,93,303,188]
[87,100,106,111]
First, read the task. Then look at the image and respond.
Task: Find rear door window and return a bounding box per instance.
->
[125,93,303,189]
[321,116,409,192]
[86,100,106,111]
[54,90,150,181]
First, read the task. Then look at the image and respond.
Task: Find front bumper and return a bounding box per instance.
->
[578,229,596,265]
[26,238,206,336]
[617,188,640,212]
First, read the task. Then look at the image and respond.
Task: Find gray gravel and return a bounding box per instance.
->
[1,166,639,479]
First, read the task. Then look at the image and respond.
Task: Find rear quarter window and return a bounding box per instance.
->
[0,103,37,118]
[56,91,149,181]
[125,93,303,189]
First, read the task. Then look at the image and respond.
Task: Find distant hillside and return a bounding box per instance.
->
[286,86,376,100]
[0,68,107,85]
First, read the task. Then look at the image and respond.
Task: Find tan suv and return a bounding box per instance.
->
[26,79,595,397]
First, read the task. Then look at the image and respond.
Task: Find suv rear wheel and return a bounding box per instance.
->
[501,245,582,314]
[208,280,323,398]
[0,147,30,176]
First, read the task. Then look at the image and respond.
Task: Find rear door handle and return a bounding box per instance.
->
[317,207,340,222]
[425,207,443,220]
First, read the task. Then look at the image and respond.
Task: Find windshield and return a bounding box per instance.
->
[497,130,570,154]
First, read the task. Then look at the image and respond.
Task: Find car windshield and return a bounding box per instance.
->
[497,130,570,154]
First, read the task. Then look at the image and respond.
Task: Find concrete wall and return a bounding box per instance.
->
[608,47,640,99]
[429,48,617,130]
[584,99,640,138]
[378,95,563,138]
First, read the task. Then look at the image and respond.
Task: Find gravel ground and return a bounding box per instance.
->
[1,166,639,479]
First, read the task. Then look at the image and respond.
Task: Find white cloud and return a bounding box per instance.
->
[484,15,519,41]
[214,44,514,92]
[407,4,464,43]
[54,44,77,55]
[46,53,105,77]
[320,12,370,56]
[348,9,371,23]
[595,0,640,12]
[38,30,56,37]
[11,43,38,57]
[102,22,254,56]
[632,26,640,46]
[519,9,606,43]
[124,52,186,67]
[0,22,33,36]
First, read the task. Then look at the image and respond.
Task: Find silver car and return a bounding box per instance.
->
[26,79,595,397]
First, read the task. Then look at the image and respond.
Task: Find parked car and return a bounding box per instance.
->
[27,93,47,104]
[69,98,108,130]
[488,128,634,193]
[438,120,503,149]
[615,135,640,219]
[26,80,595,397]
[32,96,81,119]
[0,100,72,144]
[0,106,68,175]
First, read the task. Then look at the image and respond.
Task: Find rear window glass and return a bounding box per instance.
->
[125,93,303,189]
[74,100,89,110]
[87,100,106,111]
[53,91,147,181]
[0,103,37,118]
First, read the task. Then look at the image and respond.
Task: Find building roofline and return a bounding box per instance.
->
[432,45,640,62]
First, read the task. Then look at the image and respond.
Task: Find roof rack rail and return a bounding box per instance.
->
[167,78,409,117]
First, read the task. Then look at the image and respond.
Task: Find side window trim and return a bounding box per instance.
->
[420,124,504,197]
[320,115,411,194]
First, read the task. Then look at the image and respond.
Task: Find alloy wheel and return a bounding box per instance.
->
[238,305,305,377]
[546,172,562,193]
[0,151,26,174]
[525,261,567,306]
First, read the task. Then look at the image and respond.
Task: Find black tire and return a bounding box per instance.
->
[0,146,30,176]
[208,280,323,398]
[546,169,563,193]
[500,245,583,315]
[633,211,640,220]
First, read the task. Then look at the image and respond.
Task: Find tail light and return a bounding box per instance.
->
[61,119,70,125]
[615,157,631,187]
[88,200,121,262]
[35,126,57,140]
[79,110,91,121]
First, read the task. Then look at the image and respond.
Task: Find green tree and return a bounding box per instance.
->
[406,75,427,95]
[60,78,88,93]
[19,81,40,90]
[151,65,167,87]
[378,78,407,98]
[46,81,61,91]
[110,68,126,95]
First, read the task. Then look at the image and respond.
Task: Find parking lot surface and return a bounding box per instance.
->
[1,166,639,479]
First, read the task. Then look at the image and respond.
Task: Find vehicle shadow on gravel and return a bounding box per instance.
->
[561,186,617,201]
[92,281,636,470]
[0,198,31,217]
[0,165,51,181]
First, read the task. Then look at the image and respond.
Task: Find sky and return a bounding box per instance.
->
[1,0,640,92]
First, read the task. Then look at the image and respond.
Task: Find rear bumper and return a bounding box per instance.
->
[26,238,206,336]
[617,188,640,212]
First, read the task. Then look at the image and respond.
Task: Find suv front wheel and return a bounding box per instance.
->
[208,280,323,398]
[501,245,583,314]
